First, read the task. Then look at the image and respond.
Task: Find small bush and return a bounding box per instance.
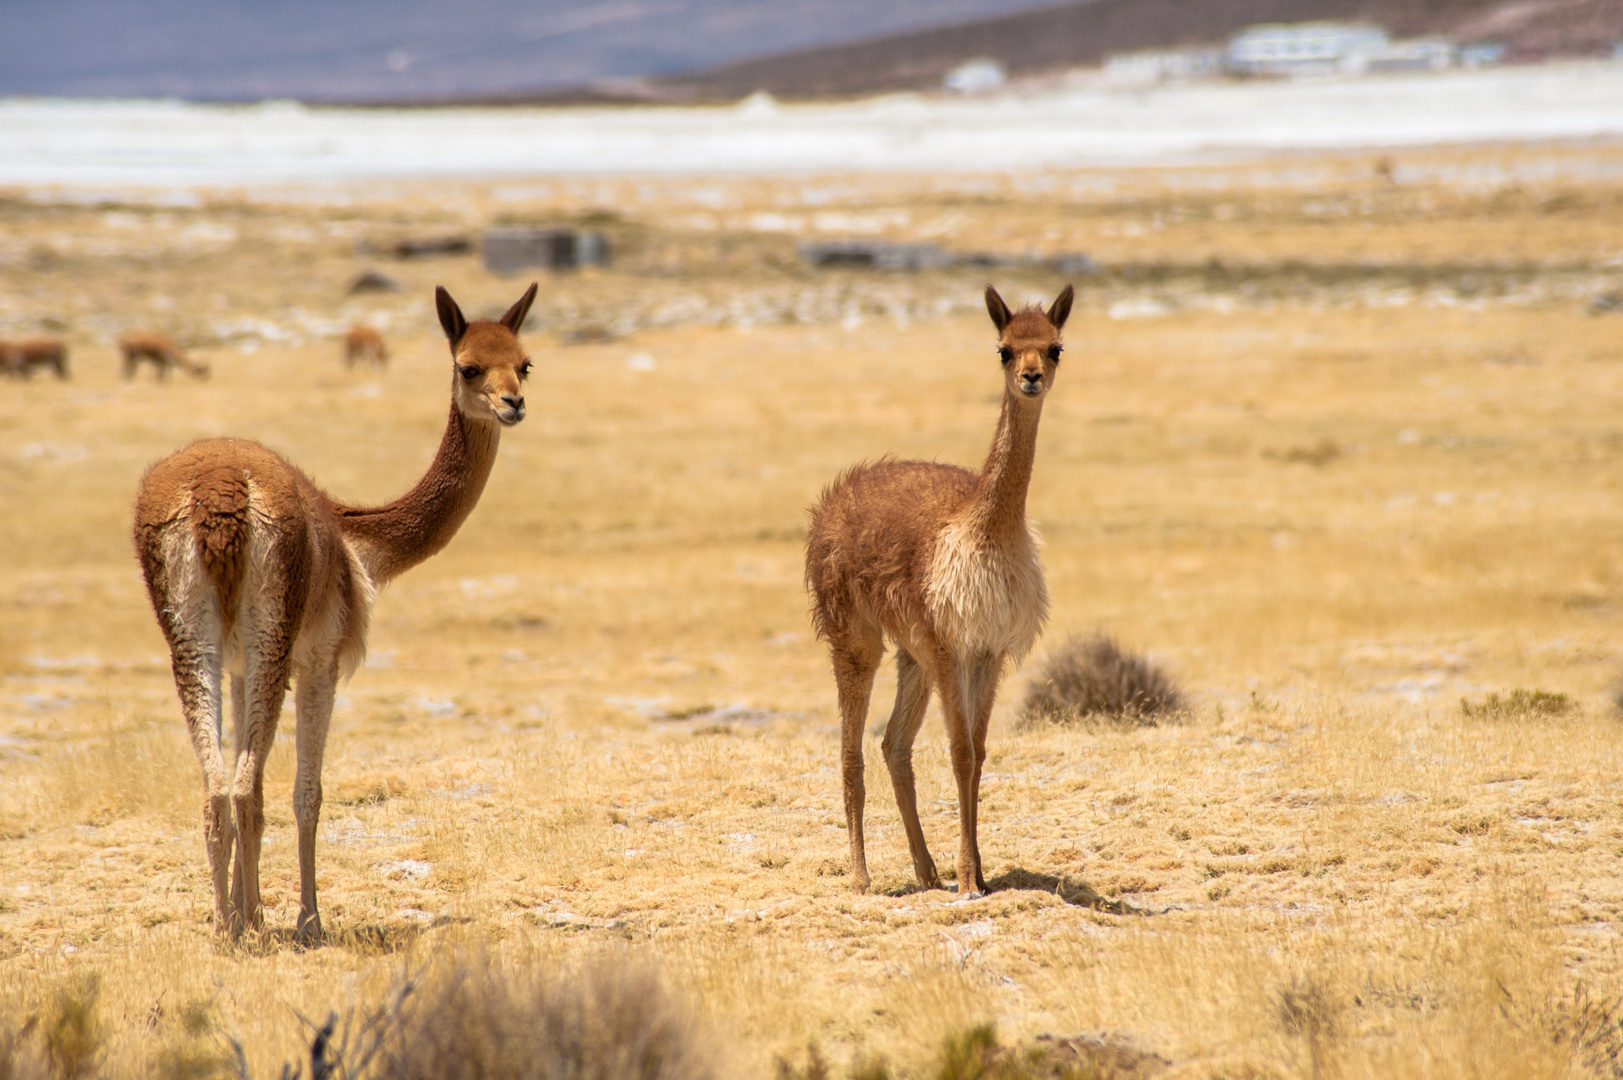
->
[1276,976,1343,1080]
[0,1020,49,1080]
[1460,689,1573,721]
[301,949,717,1080]
[1020,635,1183,728]
[0,978,102,1080]
[776,1025,1169,1080]
[43,978,102,1080]
[1546,983,1623,1080]
[775,1043,890,1080]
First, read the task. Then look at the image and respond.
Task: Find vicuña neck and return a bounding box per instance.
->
[336,402,501,584]
[966,392,1042,541]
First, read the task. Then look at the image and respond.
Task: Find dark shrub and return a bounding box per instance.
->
[305,950,717,1080]
[1020,635,1183,728]
[1461,689,1573,721]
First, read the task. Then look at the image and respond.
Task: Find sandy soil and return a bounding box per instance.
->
[3,144,1623,1077]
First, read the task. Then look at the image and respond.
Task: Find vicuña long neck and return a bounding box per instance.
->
[965,393,1042,542]
[335,403,500,584]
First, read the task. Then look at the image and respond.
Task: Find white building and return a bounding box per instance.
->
[1227,22,1390,77]
[1102,48,1226,85]
[1366,38,1456,73]
[943,58,1007,94]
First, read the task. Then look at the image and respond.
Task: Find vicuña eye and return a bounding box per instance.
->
[998,347,1014,364]
[458,365,480,381]
[1048,345,1062,363]
[519,361,532,378]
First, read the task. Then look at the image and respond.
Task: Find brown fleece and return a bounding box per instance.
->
[803,284,1073,899]
[130,282,538,943]
[185,465,251,644]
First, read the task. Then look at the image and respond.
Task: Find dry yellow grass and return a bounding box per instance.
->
[3,143,1623,1077]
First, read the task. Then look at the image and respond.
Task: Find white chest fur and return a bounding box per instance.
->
[924,518,1049,661]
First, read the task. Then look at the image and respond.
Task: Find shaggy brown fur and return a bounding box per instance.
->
[120,331,209,380]
[2,337,69,379]
[805,284,1072,897]
[132,283,537,942]
[343,324,389,369]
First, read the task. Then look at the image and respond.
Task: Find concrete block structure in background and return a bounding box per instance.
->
[483,228,611,275]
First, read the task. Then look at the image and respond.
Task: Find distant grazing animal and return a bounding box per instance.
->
[120,332,210,380]
[805,284,1073,898]
[343,324,388,369]
[132,283,537,942]
[3,337,69,379]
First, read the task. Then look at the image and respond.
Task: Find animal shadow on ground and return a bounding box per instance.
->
[243,920,437,956]
[988,868,1156,915]
[872,867,1156,914]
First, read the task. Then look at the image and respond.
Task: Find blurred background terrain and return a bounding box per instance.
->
[4,0,1622,102]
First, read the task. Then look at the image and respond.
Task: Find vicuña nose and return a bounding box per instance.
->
[1021,371,1042,384]
[502,393,525,410]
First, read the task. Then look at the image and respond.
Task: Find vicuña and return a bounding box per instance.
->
[133,284,537,942]
[120,332,210,380]
[805,284,1073,898]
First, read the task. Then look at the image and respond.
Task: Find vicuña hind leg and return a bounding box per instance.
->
[173,635,236,934]
[293,659,338,946]
[227,672,247,930]
[229,649,290,935]
[830,624,883,892]
[881,648,942,890]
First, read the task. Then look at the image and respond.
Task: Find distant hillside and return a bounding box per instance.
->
[3,0,1614,104]
[640,0,1623,102]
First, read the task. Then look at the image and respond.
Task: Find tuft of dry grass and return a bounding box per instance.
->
[1019,635,1183,728]
[0,976,103,1080]
[316,948,719,1080]
[1460,688,1575,721]
[775,1023,1173,1080]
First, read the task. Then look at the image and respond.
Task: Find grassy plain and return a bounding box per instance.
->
[3,142,1623,1077]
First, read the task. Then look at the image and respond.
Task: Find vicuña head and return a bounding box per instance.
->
[133,282,537,944]
[437,286,528,426]
[805,283,1073,899]
[987,285,1069,402]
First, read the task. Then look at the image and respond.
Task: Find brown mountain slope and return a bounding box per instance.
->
[642,0,1619,101]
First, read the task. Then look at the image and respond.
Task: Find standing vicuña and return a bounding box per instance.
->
[344,324,388,369]
[2,338,69,379]
[805,285,1073,897]
[121,332,210,380]
[133,283,537,942]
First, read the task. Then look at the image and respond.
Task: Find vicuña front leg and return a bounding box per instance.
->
[293,660,338,946]
[939,658,986,899]
[963,652,1002,896]
[881,649,942,890]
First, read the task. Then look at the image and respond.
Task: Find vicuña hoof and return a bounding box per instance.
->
[296,914,324,948]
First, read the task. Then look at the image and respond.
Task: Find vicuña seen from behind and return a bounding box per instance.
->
[131,283,537,943]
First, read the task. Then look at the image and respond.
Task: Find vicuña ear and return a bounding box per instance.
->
[1047,284,1074,330]
[500,282,539,335]
[985,286,1012,332]
[436,286,468,348]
